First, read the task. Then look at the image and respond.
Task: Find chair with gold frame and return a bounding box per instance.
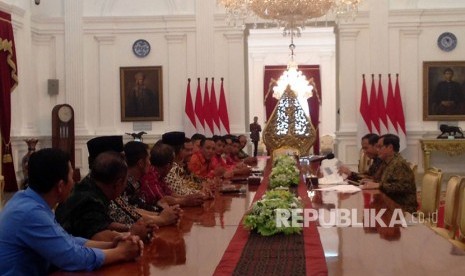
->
[418,167,443,226]
[431,176,463,239]
[407,162,418,176]
[407,161,418,183]
[358,149,372,174]
[449,180,465,250]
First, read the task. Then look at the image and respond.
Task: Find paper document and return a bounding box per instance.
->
[318,158,345,185]
[315,184,361,193]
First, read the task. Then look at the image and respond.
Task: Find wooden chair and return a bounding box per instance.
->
[319,135,334,155]
[407,161,418,184]
[407,162,418,175]
[431,176,463,239]
[418,167,443,226]
[449,180,465,250]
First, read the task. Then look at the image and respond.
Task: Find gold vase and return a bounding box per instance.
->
[21,138,39,189]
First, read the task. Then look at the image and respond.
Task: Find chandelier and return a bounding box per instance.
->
[272,42,313,117]
[218,0,362,33]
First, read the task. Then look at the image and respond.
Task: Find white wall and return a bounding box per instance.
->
[2,0,246,180]
[336,1,465,173]
[3,0,465,186]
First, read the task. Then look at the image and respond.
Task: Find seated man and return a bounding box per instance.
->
[237,134,258,165]
[191,133,206,153]
[237,134,249,159]
[163,131,213,197]
[110,141,180,227]
[140,143,204,208]
[338,133,385,182]
[222,135,236,166]
[56,149,153,242]
[360,134,418,213]
[0,148,142,274]
[212,136,250,177]
[178,137,213,191]
[189,137,226,179]
[231,137,256,169]
[211,135,229,169]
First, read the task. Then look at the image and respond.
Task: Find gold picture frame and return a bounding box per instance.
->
[120,66,163,121]
[423,61,465,121]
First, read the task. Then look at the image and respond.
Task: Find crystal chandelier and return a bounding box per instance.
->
[272,42,313,117]
[218,0,362,33]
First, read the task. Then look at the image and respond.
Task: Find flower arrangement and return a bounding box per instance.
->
[269,155,300,189]
[273,154,297,167]
[243,190,303,236]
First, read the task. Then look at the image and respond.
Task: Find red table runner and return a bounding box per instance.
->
[214,162,328,276]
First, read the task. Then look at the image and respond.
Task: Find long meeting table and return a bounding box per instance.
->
[53,162,465,276]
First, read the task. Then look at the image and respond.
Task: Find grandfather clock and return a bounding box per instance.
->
[52,104,79,180]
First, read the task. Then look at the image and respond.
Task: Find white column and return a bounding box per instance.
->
[369,0,389,73]
[64,1,86,134]
[28,33,56,135]
[223,32,245,133]
[248,53,266,126]
[337,29,360,133]
[400,29,422,128]
[165,33,187,131]
[195,0,215,76]
[94,35,116,134]
[319,50,336,136]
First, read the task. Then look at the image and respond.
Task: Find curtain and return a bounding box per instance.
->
[0,11,18,192]
[264,65,321,154]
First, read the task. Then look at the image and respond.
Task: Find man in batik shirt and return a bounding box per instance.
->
[339,133,385,182]
[361,134,418,213]
[141,142,204,208]
[162,131,212,198]
[109,141,180,227]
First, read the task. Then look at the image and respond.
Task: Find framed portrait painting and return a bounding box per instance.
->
[423,61,465,121]
[120,66,163,121]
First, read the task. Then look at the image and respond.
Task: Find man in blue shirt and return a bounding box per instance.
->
[0,148,143,275]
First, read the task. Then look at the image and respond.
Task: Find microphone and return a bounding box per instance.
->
[308,153,335,163]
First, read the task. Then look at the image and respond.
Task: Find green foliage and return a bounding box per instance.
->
[243,190,303,236]
[269,155,300,189]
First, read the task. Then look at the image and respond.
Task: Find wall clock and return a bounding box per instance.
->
[437,32,457,52]
[132,39,151,57]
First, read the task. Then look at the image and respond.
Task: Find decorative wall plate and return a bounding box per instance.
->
[437,32,457,52]
[132,39,151,57]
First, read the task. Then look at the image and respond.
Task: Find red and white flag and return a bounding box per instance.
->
[386,74,398,133]
[210,78,221,135]
[394,74,407,151]
[385,74,407,152]
[377,74,388,134]
[203,78,213,136]
[184,78,196,137]
[359,75,371,132]
[194,78,205,134]
[218,78,230,134]
[358,75,371,145]
[369,74,380,134]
